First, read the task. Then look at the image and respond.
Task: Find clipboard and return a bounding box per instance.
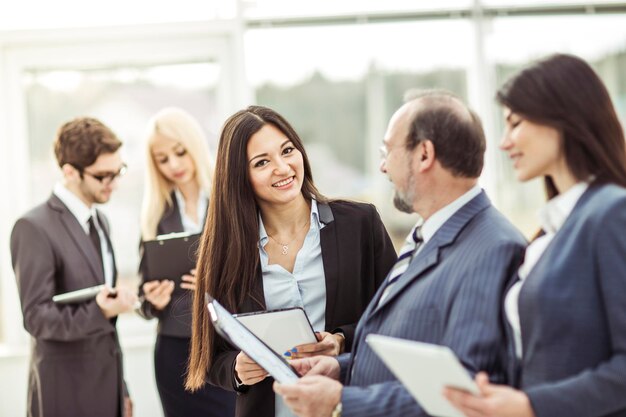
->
[206,294,300,384]
[143,232,201,282]
[52,285,105,304]
[366,334,479,417]
[235,307,317,355]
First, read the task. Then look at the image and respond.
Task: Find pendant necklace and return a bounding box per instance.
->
[268,219,310,255]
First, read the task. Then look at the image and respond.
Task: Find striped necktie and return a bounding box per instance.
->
[378,223,424,304]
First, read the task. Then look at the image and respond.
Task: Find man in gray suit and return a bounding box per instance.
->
[274,91,526,417]
[11,117,138,417]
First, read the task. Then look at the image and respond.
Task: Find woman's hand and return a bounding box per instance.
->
[235,351,269,386]
[180,268,197,291]
[142,280,174,310]
[286,331,345,359]
[443,372,535,417]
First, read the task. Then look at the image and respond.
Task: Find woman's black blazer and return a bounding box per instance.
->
[139,194,206,337]
[207,200,397,417]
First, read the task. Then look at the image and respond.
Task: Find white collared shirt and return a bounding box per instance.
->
[174,188,208,234]
[505,181,589,358]
[53,183,115,287]
[416,184,482,257]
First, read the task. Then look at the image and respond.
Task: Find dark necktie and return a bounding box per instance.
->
[88,216,104,274]
[379,223,424,304]
[389,224,424,284]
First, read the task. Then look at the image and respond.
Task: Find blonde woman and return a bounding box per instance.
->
[139,108,235,417]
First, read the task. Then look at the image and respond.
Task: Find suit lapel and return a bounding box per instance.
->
[97,210,117,286]
[242,264,267,313]
[49,194,105,285]
[318,202,338,329]
[158,192,185,234]
[370,191,491,316]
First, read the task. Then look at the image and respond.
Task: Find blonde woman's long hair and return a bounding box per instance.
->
[140,108,214,240]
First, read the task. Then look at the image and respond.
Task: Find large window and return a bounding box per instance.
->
[23,62,222,278]
[246,20,472,240]
[0,22,247,345]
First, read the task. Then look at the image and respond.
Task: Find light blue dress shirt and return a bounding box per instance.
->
[258,199,326,417]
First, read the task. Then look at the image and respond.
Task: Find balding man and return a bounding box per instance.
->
[274,91,526,417]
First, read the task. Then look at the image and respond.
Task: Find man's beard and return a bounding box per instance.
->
[393,192,414,213]
[392,164,416,214]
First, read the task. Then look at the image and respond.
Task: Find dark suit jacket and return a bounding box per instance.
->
[515,184,626,417]
[10,194,125,417]
[138,194,203,337]
[207,200,397,417]
[339,191,526,417]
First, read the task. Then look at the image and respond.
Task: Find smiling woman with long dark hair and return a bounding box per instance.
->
[445,54,626,417]
[185,105,397,417]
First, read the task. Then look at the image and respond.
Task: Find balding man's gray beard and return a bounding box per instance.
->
[393,193,413,214]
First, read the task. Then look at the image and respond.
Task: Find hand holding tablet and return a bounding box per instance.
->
[366,334,479,417]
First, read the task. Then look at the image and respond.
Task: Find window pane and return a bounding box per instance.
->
[24,62,221,280]
[247,20,472,239]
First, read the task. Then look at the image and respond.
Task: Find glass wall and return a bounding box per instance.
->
[245,20,472,242]
[23,62,222,282]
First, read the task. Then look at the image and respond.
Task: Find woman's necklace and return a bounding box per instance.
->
[268,219,310,255]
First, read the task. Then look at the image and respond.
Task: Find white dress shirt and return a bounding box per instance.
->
[505,181,589,358]
[53,183,115,287]
[174,188,208,234]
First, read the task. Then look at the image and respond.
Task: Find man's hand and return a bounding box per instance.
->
[96,286,138,319]
[287,332,344,358]
[235,351,268,385]
[180,268,197,291]
[443,372,535,417]
[142,280,174,310]
[274,375,342,417]
[290,355,341,380]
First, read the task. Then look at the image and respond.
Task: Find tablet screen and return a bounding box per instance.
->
[235,308,317,355]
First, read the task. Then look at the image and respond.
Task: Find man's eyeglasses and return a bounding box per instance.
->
[80,164,127,184]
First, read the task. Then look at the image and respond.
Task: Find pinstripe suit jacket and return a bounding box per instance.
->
[515,184,626,417]
[339,191,526,417]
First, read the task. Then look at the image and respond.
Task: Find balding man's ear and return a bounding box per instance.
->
[417,140,436,172]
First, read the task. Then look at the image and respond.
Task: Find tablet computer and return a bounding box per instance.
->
[143,232,200,283]
[366,334,478,417]
[235,308,317,355]
[206,295,300,384]
[52,284,105,304]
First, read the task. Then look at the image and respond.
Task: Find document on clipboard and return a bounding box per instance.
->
[206,295,300,384]
[235,308,317,355]
[366,334,479,417]
[143,232,201,282]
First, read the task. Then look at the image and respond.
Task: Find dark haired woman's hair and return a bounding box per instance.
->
[496,53,626,199]
[186,106,326,390]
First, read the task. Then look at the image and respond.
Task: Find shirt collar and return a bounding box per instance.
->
[421,184,482,244]
[539,181,589,234]
[53,182,97,229]
[258,199,322,246]
[174,188,209,224]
